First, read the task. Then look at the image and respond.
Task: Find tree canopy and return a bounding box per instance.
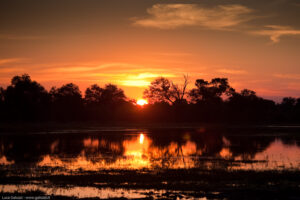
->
[189,78,234,103]
[143,75,188,105]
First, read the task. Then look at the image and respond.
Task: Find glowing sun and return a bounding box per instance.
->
[137,99,148,106]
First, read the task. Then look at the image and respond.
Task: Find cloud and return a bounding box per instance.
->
[216,68,248,75]
[119,80,151,87]
[41,63,175,77]
[0,58,27,65]
[0,61,178,88]
[111,72,176,87]
[133,4,254,30]
[273,73,300,80]
[253,25,300,43]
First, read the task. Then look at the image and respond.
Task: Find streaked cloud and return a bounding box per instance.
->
[273,73,300,80]
[46,63,175,75]
[40,63,142,73]
[133,4,254,30]
[120,72,176,87]
[0,61,179,88]
[0,58,27,65]
[151,52,193,57]
[253,25,300,43]
[216,68,248,75]
[119,80,151,87]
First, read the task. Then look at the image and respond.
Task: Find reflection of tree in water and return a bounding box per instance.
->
[148,131,186,168]
[280,135,300,147]
[44,134,126,165]
[0,133,126,166]
[1,129,300,169]
[0,135,57,165]
[226,136,275,160]
[147,130,224,168]
[223,128,287,160]
[189,132,225,169]
[79,135,125,164]
[145,129,300,169]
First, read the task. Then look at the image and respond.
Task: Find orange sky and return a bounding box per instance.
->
[1,0,300,101]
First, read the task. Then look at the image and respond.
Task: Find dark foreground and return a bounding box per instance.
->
[1,169,300,199]
[1,126,300,199]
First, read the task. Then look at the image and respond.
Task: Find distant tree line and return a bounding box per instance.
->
[0,74,300,124]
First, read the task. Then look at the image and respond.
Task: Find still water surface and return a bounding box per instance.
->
[1,127,300,199]
[1,128,300,171]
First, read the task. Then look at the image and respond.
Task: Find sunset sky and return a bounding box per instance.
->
[1,0,300,101]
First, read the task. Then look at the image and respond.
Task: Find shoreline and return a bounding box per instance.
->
[1,121,300,134]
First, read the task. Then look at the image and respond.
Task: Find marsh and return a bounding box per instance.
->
[1,126,300,199]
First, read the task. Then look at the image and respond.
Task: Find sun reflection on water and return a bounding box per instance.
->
[139,133,144,144]
[37,133,202,170]
[31,134,300,171]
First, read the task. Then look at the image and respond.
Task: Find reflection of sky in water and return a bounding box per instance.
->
[20,134,300,171]
[1,130,300,199]
[237,139,300,170]
[0,184,209,200]
[0,184,165,199]
[37,133,199,170]
[1,131,300,171]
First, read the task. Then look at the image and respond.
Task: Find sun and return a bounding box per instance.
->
[136,99,148,106]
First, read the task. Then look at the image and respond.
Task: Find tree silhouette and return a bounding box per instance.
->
[227,89,275,122]
[143,75,188,105]
[50,83,82,99]
[0,87,4,100]
[281,97,296,108]
[189,78,234,104]
[0,73,300,123]
[85,84,103,105]
[0,87,4,105]
[84,83,128,121]
[278,97,297,122]
[100,84,126,105]
[296,98,300,121]
[4,74,50,121]
[50,83,83,121]
[85,83,126,105]
[228,89,258,103]
[0,87,5,120]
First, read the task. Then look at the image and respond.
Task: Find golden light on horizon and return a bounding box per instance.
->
[137,99,148,106]
[0,1,300,100]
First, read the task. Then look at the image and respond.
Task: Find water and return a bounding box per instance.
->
[1,126,300,199]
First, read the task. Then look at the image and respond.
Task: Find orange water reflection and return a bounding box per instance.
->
[0,184,160,199]
[35,133,300,171]
[234,139,300,170]
[38,133,202,170]
[0,131,299,171]
[0,156,14,165]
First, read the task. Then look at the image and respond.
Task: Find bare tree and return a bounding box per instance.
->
[171,74,189,104]
[143,75,189,104]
